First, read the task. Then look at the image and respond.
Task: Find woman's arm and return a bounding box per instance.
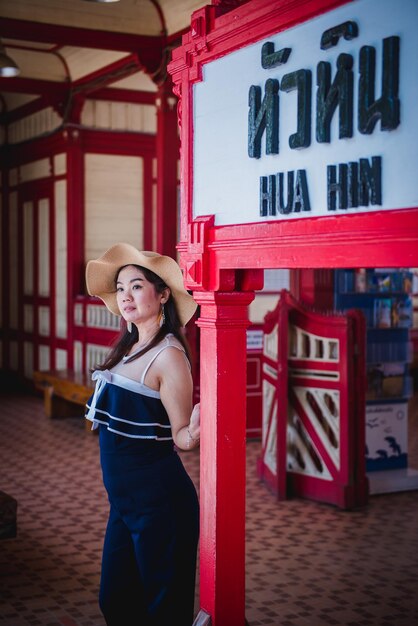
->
[156,347,200,451]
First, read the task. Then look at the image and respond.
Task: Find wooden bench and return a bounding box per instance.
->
[33,369,95,432]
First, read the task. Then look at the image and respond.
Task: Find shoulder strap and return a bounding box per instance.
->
[140,336,187,385]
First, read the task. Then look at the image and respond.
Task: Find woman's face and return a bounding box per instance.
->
[116,265,167,328]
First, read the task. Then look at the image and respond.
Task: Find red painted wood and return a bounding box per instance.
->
[49,179,57,370]
[291,269,335,310]
[72,53,143,94]
[206,209,418,270]
[259,290,368,509]
[0,77,68,98]
[169,0,418,284]
[143,156,154,250]
[81,129,155,156]
[66,130,85,370]
[169,0,353,240]
[0,17,164,56]
[195,290,254,626]
[155,78,179,257]
[4,96,52,125]
[167,0,402,620]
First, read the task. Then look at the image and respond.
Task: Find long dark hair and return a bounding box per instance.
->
[95,264,191,371]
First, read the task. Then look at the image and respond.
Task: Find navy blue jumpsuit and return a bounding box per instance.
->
[85,339,200,626]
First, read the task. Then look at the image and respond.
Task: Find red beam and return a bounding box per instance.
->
[0,17,164,74]
[0,76,68,97]
[0,17,163,52]
[72,53,141,93]
[2,95,49,124]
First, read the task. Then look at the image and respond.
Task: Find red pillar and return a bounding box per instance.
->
[194,290,254,626]
[66,128,84,369]
[156,78,179,257]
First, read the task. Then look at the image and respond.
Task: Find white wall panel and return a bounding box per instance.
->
[55,180,67,338]
[9,193,18,331]
[81,101,156,133]
[86,304,119,331]
[9,108,62,144]
[54,153,67,176]
[38,198,50,297]
[55,349,68,370]
[110,72,157,92]
[74,341,83,373]
[9,341,18,371]
[23,201,34,295]
[20,158,51,183]
[38,306,50,336]
[85,154,143,261]
[39,345,50,371]
[10,48,66,81]
[87,344,110,373]
[24,342,34,379]
[24,305,34,333]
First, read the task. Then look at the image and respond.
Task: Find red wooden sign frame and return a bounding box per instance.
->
[168,1,418,624]
[169,0,418,290]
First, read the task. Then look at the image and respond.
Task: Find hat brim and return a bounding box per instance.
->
[86,243,197,327]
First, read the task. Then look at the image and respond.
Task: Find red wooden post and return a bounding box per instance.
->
[194,289,254,626]
[155,77,179,257]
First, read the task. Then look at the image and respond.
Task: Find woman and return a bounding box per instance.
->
[85,243,200,626]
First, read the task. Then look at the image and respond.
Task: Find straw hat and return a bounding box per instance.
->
[85,243,197,327]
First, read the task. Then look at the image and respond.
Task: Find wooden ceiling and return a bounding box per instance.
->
[0,0,212,118]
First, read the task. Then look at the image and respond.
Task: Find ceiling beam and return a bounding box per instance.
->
[72,53,143,94]
[0,17,164,67]
[0,77,68,98]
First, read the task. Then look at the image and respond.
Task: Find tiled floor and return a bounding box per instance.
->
[0,389,417,626]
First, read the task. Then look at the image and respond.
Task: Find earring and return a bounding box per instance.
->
[159,304,165,328]
[127,321,133,333]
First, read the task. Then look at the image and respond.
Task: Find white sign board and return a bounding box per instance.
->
[193,0,418,225]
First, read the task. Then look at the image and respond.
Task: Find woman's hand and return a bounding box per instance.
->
[187,402,200,445]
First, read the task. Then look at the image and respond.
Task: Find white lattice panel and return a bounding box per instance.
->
[287,406,333,481]
[87,304,120,331]
[289,325,339,362]
[293,386,340,470]
[262,379,277,474]
[264,323,278,362]
[87,344,111,372]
